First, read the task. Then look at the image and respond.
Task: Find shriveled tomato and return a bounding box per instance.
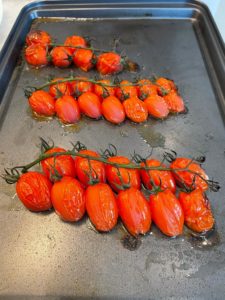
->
[16,171,52,212]
[49,78,73,98]
[96,52,123,75]
[78,92,102,119]
[28,90,55,117]
[71,77,94,96]
[149,189,184,237]
[137,79,158,100]
[75,149,106,187]
[50,46,72,68]
[55,95,80,124]
[64,35,87,54]
[73,49,94,72]
[41,147,76,181]
[94,80,115,100]
[170,157,208,191]
[85,183,118,231]
[25,44,48,67]
[26,30,52,46]
[116,80,138,101]
[144,94,169,119]
[123,96,148,123]
[140,159,176,193]
[51,176,85,222]
[117,187,151,236]
[163,90,185,113]
[105,156,141,193]
[156,77,177,95]
[102,96,125,124]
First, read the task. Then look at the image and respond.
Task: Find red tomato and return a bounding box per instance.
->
[50,46,72,68]
[51,176,85,222]
[73,49,94,71]
[117,187,151,236]
[16,172,52,212]
[179,189,214,233]
[25,44,48,67]
[144,94,169,119]
[64,35,87,54]
[94,80,115,100]
[28,90,55,116]
[96,52,123,75]
[26,30,52,46]
[156,77,177,95]
[75,149,106,187]
[105,156,141,193]
[78,92,102,119]
[149,189,184,237]
[123,96,148,123]
[85,183,118,231]
[163,90,185,113]
[41,147,76,181]
[102,96,125,124]
[55,95,80,124]
[116,80,138,101]
[170,157,208,191]
[137,79,158,100]
[71,77,94,96]
[140,159,176,193]
[49,78,73,98]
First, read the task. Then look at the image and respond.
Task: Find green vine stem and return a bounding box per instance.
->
[49,43,114,54]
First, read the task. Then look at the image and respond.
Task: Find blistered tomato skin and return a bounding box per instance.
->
[123,96,148,123]
[144,94,169,119]
[137,79,158,100]
[71,78,94,96]
[55,95,80,124]
[73,49,94,72]
[16,172,52,212]
[26,30,52,46]
[163,90,185,113]
[49,78,73,98]
[28,90,55,117]
[96,52,123,75]
[50,46,73,68]
[94,80,115,100]
[116,80,138,101]
[25,44,48,67]
[64,35,87,54]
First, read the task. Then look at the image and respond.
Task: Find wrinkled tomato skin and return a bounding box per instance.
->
[26,30,52,46]
[50,46,72,68]
[117,187,151,236]
[144,94,169,119]
[170,158,208,191]
[149,190,184,237]
[25,44,48,67]
[179,189,214,233]
[16,172,52,212]
[71,77,94,96]
[105,156,141,193]
[75,150,106,187]
[78,92,102,119]
[51,176,85,222]
[73,49,94,72]
[85,183,118,231]
[28,90,55,117]
[163,90,185,113]
[41,147,76,181]
[96,52,123,75]
[55,95,80,124]
[49,78,73,98]
[94,80,115,100]
[64,35,87,54]
[156,77,177,95]
[115,80,138,101]
[102,96,125,124]
[140,159,176,193]
[123,96,148,123]
[137,79,158,100]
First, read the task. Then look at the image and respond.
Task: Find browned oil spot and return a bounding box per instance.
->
[121,234,142,251]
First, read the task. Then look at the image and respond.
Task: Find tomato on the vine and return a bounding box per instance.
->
[156,77,176,95]
[123,96,148,123]
[49,78,73,98]
[94,80,115,100]
[102,96,125,124]
[55,95,80,124]
[96,52,123,75]
[73,49,94,72]
[28,90,55,117]
[26,30,52,46]
[144,94,169,119]
[71,77,94,96]
[163,90,185,113]
[25,44,48,67]
[50,46,73,68]
[64,35,87,54]
[137,79,158,100]
[115,80,138,101]
[78,92,102,119]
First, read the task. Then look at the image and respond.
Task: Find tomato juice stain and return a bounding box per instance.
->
[136,123,165,148]
[186,227,220,250]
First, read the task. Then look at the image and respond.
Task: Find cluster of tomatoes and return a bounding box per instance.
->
[25,30,130,74]
[28,76,185,124]
[14,143,214,237]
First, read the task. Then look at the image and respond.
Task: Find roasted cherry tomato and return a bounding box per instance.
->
[163,90,185,113]
[75,149,106,187]
[156,77,177,95]
[137,79,158,100]
[55,95,80,124]
[105,156,141,193]
[85,183,118,231]
[78,92,102,119]
[94,80,115,100]
[144,94,169,119]
[16,172,52,212]
[71,77,94,96]
[26,30,52,46]
[96,52,123,75]
[49,78,73,98]
[25,44,48,67]
[170,157,208,191]
[179,189,214,233]
[41,147,76,181]
[102,96,125,124]
[117,187,151,236]
[149,189,184,237]
[123,96,148,123]
[73,49,94,72]
[116,80,138,101]
[140,159,176,193]
[64,35,87,54]
[50,46,73,68]
[28,90,55,117]
[51,176,85,222]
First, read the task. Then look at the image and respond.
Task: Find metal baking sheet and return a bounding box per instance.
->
[1,1,225,299]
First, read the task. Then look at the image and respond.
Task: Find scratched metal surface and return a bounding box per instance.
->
[0,2,225,299]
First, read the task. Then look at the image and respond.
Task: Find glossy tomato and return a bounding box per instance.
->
[64,35,87,54]
[96,52,123,75]
[50,46,72,68]
[163,90,185,113]
[94,80,115,100]
[144,94,169,119]
[123,96,148,123]
[73,49,94,72]
[137,79,158,100]
[25,44,48,67]
[28,90,55,117]
[117,187,151,236]
[16,171,52,212]
[102,96,125,124]
[85,183,118,231]
[49,78,73,98]
[156,77,176,95]
[26,30,52,46]
[115,80,138,101]
[51,176,85,222]
[55,95,80,124]
[78,92,102,119]
[71,77,94,96]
